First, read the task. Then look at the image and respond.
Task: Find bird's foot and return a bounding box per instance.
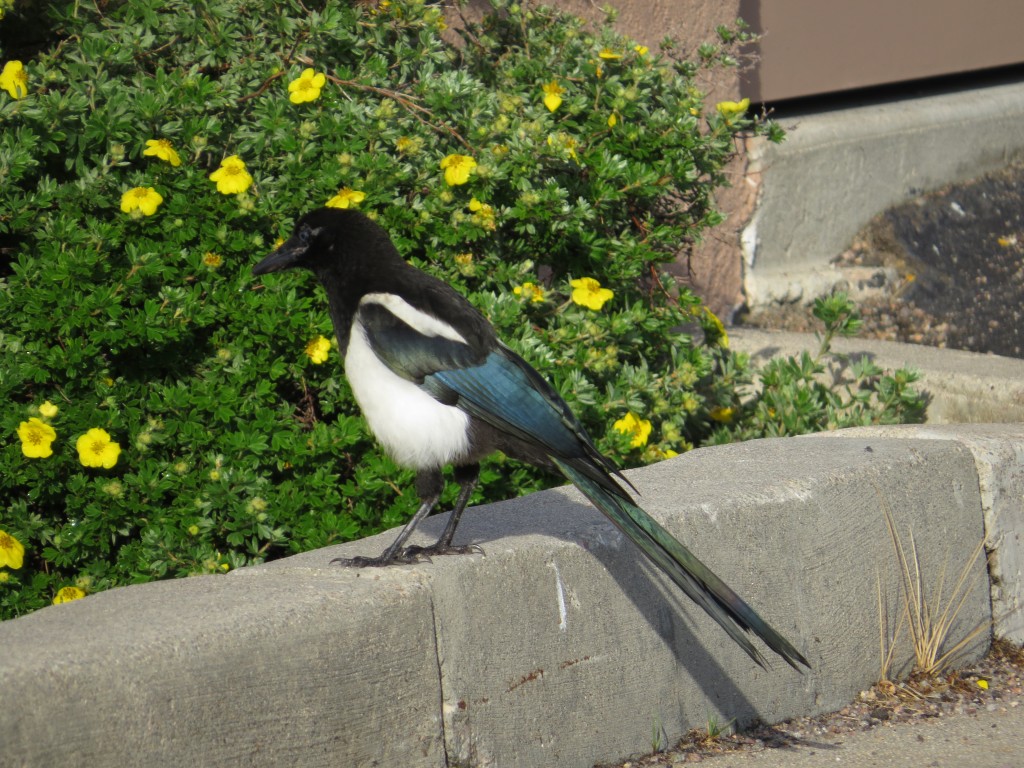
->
[331,543,483,568]
[400,542,484,561]
[331,552,426,568]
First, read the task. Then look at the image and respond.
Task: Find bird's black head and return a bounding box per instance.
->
[252,208,400,279]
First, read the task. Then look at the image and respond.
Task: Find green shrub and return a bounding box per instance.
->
[0,0,924,619]
[709,293,926,442]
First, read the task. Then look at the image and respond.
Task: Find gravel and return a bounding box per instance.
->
[739,162,1024,360]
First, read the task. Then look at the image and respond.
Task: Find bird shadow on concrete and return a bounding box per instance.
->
[405,489,780,729]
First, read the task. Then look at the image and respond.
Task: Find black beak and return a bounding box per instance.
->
[252,238,306,276]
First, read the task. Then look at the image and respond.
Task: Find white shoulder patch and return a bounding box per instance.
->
[360,292,468,344]
[345,318,471,470]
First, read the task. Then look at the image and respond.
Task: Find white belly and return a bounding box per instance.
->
[344,322,471,470]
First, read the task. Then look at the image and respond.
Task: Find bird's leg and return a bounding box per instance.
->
[401,464,482,559]
[331,470,444,567]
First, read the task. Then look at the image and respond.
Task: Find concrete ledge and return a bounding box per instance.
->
[803,423,1024,643]
[743,77,1024,306]
[2,429,1011,767]
[1,567,442,766]
[731,328,1024,424]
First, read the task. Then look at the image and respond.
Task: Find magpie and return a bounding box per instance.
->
[253,207,809,670]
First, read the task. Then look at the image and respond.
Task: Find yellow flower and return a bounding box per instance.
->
[305,335,331,364]
[17,417,56,459]
[39,400,59,419]
[0,529,25,569]
[326,187,367,209]
[76,428,121,469]
[634,44,649,56]
[614,412,652,448]
[661,449,679,459]
[440,154,477,186]
[607,112,618,128]
[546,132,579,162]
[428,10,447,32]
[468,197,496,229]
[143,138,182,167]
[203,251,223,268]
[120,186,163,216]
[709,406,734,423]
[53,586,86,604]
[0,60,28,99]
[716,98,750,121]
[570,277,614,310]
[288,68,327,104]
[454,252,474,272]
[598,48,622,60]
[977,679,989,690]
[704,306,729,347]
[513,282,545,303]
[395,135,422,155]
[209,155,254,195]
[541,80,564,112]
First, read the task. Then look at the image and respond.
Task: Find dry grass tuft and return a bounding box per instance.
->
[879,498,990,679]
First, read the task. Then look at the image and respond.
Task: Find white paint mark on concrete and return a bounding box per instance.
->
[551,562,568,632]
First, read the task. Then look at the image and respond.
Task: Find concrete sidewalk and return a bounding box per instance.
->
[687,702,1024,768]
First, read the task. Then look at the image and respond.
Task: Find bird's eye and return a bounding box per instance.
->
[298,225,323,247]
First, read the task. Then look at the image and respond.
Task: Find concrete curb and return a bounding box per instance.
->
[731,327,1024,424]
[742,77,1024,306]
[3,421,1017,767]
[803,423,1024,644]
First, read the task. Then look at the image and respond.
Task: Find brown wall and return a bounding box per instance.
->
[741,0,1024,102]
